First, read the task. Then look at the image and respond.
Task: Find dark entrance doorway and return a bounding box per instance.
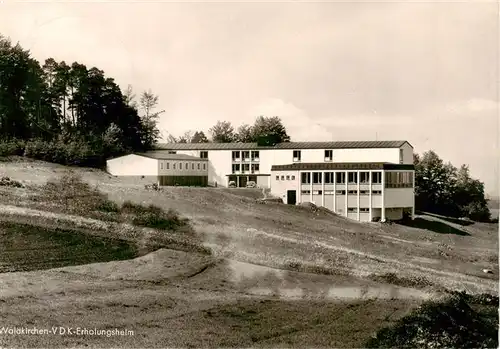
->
[287,190,297,205]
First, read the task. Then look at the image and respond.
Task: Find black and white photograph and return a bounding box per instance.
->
[0,1,498,348]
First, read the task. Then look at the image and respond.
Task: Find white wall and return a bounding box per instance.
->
[385,188,414,208]
[106,154,158,176]
[208,150,232,186]
[400,142,414,164]
[270,170,299,202]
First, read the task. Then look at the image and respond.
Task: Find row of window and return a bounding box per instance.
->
[385,171,414,188]
[276,174,297,181]
[232,164,260,173]
[301,171,383,185]
[293,150,334,162]
[198,148,404,163]
[232,151,260,161]
[300,190,382,195]
[160,162,207,171]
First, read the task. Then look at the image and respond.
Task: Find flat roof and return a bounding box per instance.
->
[135,152,207,161]
[156,140,410,151]
[271,162,415,171]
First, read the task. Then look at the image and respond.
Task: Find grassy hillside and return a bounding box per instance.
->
[0,158,498,348]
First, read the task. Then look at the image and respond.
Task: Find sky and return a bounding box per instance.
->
[0,1,498,195]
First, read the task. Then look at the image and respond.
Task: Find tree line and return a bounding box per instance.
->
[0,35,161,166]
[414,151,492,222]
[166,116,291,145]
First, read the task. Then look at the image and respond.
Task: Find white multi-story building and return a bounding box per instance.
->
[156,140,415,222]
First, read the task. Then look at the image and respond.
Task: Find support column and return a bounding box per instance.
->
[298,172,302,204]
[411,170,416,220]
[357,170,360,221]
[310,171,313,203]
[321,171,325,207]
[381,171,386,222]
[333,171,336,212]
[344,170,348,218]
[369,170,373,222]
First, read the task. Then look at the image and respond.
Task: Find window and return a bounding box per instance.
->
[281,175,285,180]
[372,172,382,184]
[399,149,404,164]
[324,150,333,161]
[385,171,414,188]
[348,172,358,184]
[160,162,164,170]
[336,190,346,195]
[372,190,382,195]
[197,163,200,170]
[360,190,370,195]
[291,175,295,180]
[200,151,208,159]
[301,190,311,195]
[348,190,358,195]
[185,163,188,170]
[167,151,176,154]
[232,151,240,160]
[360,172,370,184]
[347,207,358,213]
[243,164,250,172]
[166,162,170,169]
[192,163,195,170]
[336,172,346,184]
[286,175,290,180]
[301,172,311,184]
[173,163,176,170]
[360,208,370,212]
[232,164,240,173]
[276,175,280,180]
[293,150,301,161]
[179,163,182,170]
[313,190,322,195]
[203,163,206,170]
[242,151,250,160]
[251,164,259,173]
[313,172,322,184]
[324,172,334,184]
[251,151,260,161]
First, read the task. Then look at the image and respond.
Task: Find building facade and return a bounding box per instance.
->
[271,162,414,222]
[106,152,209,187]
[156,140,414,189]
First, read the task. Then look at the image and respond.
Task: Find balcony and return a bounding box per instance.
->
[251,171,260,174]
[251,158,260,162]
[324,157,332,162]
[232,158,241,162]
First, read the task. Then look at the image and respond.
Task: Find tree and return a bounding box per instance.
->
[138,90,162,149]
[209,120,235,143]
[235,124,254,142]
[191,131,209,143]
[0,33,160,166]
[414,150,491,221]
[251,116,290,144]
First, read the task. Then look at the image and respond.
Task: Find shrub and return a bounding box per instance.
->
[42,172,118,216]
[121,201,187,230]
[0,139,25,157]
[366,291,498,348]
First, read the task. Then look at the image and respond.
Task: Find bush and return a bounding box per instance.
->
[0,139,25,157]
[23,138,105,168]
[366,291,498,348]
[121,201,187,230]
[42,172,118,216]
